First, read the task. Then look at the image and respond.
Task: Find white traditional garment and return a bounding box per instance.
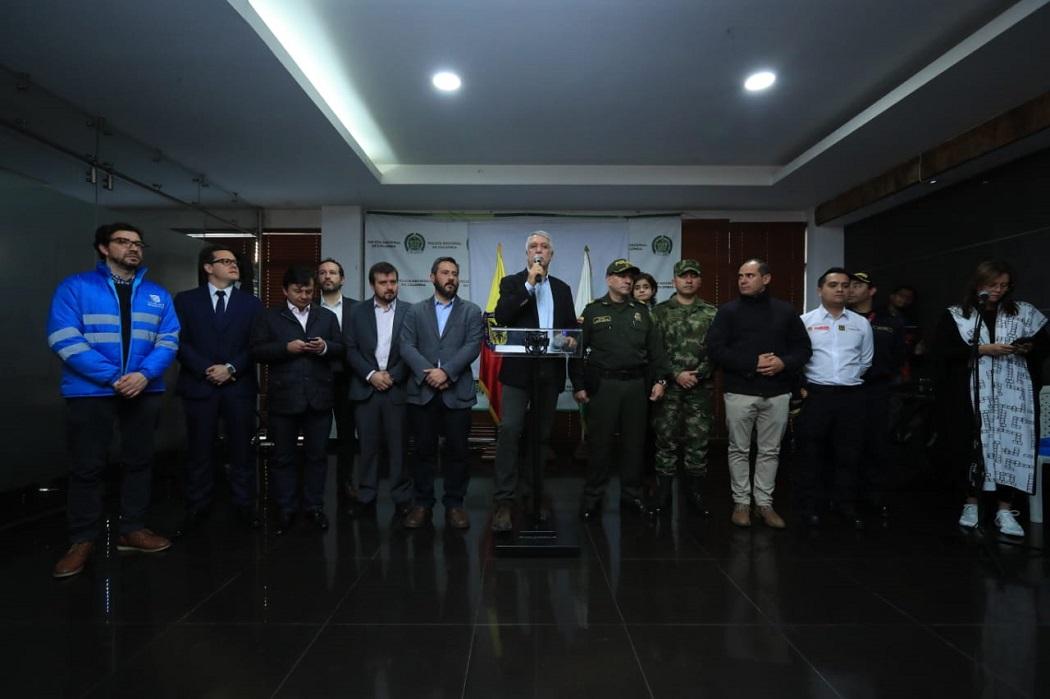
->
[950,301,1047,493]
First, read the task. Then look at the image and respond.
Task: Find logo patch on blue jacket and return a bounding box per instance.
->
[148,294,164,308]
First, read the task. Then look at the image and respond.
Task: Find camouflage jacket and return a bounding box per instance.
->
[652,295,717,378]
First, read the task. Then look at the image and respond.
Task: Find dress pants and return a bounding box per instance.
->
[269,408,332,515]
[409,396,471,508]
[492,377,561,504]
[793,386,865,516]
[354,390,412,505]
[581,376,647,508]
[724,392,790,507]
[65,394,161,542]
[183,392,256,511]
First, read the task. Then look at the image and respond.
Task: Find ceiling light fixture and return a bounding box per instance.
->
[744,71,776,92]
[432,71,462,92]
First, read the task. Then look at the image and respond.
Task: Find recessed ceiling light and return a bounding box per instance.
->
[744,71,776,92]
[432,71,462,92]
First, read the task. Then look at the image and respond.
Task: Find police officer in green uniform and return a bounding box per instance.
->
[572,259,670,521]
[649,259,718,517]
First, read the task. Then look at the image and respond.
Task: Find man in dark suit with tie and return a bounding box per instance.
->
[399,257,484,529]
[318,258,359,499]
[251,265,344,533]
[344,261,413,517]
[174,245,264,532]
[490,231,577,532]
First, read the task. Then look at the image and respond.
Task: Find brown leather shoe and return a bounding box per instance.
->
[446,506,470,530]
[53,541,94,578]
[491,503,513,532]
[756,506,786,529]
[116,528,172,553]
[731,503,752,528]
[403,506,433,529]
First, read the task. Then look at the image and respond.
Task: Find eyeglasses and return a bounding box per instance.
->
[109,237,147,250]
[209,258,239,266]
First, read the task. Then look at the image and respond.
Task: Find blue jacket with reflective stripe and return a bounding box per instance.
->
[47,261,180,398]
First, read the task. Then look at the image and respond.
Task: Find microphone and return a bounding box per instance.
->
[977,290,991,302]
[532,254,544,284]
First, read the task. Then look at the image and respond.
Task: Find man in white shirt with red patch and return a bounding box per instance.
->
[796,267,873,529]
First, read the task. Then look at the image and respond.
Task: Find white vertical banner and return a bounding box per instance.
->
[628,216,682,299]
[364,214,470,303]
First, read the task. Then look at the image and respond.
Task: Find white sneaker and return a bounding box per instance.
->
[994,509,1025,537]
[958,503,979,528]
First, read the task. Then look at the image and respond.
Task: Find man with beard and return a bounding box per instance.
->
[399,257,484,529]
[344,262,413,518]
[318,258,359,499]
[47,222,180,577]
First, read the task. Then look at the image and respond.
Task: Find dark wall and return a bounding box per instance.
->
[844,145,1050,337]
[0,170,201,492]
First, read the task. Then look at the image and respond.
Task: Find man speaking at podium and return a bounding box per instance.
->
[490,231,576,532]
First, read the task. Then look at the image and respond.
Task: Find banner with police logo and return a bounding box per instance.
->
[628,216,682,298]
[364,214,470,303]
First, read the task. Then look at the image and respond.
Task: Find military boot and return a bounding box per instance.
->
[685,475,711,517]
[648,475,675,518]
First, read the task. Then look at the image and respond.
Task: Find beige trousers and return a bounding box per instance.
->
[724,392,790,507]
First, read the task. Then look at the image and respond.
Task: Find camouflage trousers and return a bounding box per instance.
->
[653,382,713,476]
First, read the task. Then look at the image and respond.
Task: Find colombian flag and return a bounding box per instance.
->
[479,244,506,423]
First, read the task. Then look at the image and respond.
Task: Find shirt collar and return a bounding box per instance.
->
[207,282,233,296]
[374,298,396,312]
[320,295,342,309]
[287,301,310,315]
[434,296,455,309]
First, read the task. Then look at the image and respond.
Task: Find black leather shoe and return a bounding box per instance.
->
[237,506,261,530]
[685,476,711,517]
[275,512,294,535]
[579,503,601,522]
[307,511,329,531]
[346,498,377,519]
[621,497,649,517]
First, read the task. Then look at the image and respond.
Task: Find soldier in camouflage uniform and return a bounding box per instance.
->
[571,259,670,521]
[649,259,717,517]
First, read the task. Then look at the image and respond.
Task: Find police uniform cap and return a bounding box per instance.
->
[849,271,875,286]
[674,259,702,275]
[606,258,640,276]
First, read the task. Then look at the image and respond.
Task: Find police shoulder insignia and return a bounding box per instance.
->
[634,311,642,323]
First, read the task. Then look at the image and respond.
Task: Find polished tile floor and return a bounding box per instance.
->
[1,459,1048,698]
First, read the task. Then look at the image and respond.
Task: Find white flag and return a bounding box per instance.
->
[574,245,593,317]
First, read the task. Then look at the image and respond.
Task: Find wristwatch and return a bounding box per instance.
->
[225,363,237,376]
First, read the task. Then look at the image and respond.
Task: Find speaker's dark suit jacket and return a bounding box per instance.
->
[493,269,577,388]
[250,304,345,415]
[346,297,410,403]
[174,285,264,399]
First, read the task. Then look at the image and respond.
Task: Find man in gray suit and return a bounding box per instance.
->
[400,256,485,529]
[344,262,413,518]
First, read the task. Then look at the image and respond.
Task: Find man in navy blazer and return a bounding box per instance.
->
[344,261,413,517]
[490,231,577,531]
[399,257,484,529]
[251,265,344,533]
[174,245,264,531]
[318,258,359,499]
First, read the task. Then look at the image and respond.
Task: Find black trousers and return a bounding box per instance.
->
[182,392,256,511]
[408,397,471,508]
[354,390,411,505]
[793,387,865,516]
[269,408,332,514]
[492,377,561,504]
[65,394,162,543]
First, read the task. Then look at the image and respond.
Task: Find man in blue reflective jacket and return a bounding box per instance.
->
[46,222,180,578]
